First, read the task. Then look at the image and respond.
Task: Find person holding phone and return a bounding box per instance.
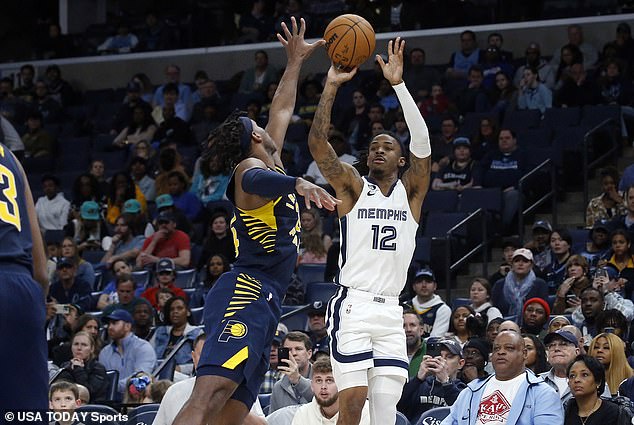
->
[269,332,314,413]
[397,338,466,423]
[553,255,591,314]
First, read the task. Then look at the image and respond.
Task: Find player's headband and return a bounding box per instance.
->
[238,116,254,156]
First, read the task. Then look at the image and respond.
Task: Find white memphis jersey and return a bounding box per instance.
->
[337,177,418,296]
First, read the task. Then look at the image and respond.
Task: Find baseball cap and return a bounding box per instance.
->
[307,304,327,317]
[156,211,175,223]
[80,201,100,221]
[156,257,175,274]
[532,220,552,232]
[439,339,463,357]
[464,337,490,359]
[56,257,75,269]
[155,194,174,210]
[105,309,133,324]
[453,137,471,148]
[512,248,533,262]
[414,268,435,281]
[526,42,541,52]
[544,330,578,347]
[592,219,610,232]
[123,199,141,214]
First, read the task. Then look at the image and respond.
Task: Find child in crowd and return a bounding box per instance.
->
[49,381,81,425]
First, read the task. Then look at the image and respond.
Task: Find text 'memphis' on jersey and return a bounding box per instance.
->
[0,143,33,271]
[337,177,418,297]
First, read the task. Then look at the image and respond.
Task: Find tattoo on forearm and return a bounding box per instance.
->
[309,86,345,180]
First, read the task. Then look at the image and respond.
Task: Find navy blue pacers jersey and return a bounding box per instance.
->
[0,143,33,271]
[228,165,301,298]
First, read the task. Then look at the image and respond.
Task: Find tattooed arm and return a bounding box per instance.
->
[307,66,363,213]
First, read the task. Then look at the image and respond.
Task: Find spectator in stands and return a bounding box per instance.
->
[479,129,527,233]
[481,47,514,90]
[540,330,588,404]
[556,63,601,108]
[191,78,223,121]
[431,137,480,191]
[128,156,156,202]
[97,21,139,54]
[260,326,286,395]
[447,305,485,345]
[112,106,157,149]
[301,208,332,252]
[39,23,74,59]
[55,331,108,402]
[270,331,314,413]
[604,229,634,299]
[443,330,564,425]
[488,238,520,293]
[141,258,187,310]
[89,159,110,199]
[492,248,549,318]
[106,172,147,225]
[487,33,512,63]
[489,71,518,115]
[469,277,502,324]
[102,213,145,267]
[151,296,202,374]
[410,268,451,338]
[154,193,192,235]
[155,147,188,195]
[298,232,327,265]
[579,220,611,270]
[201,254,230,289]
[550,24,598,71]
[111,81,152,136]
[45,64,74,107]
[35,174,70,234]
[543,228,573,294]
[597,58,634,107]
[21,110,53,158]
[198,211,235,268]
[153,82,193,126]
[403,309,426,379]
[0,77,26,125]
[470,117,498,161]
[48,381,81,424]
[130,139,158,176]
[123,371,152,404]
[71,200,108,254]
[517,66,552,114]
[75,314,103,353]
[335,89,370,152]
[70,173,105,217]
[397,338,466,423]
[152,64,193,111]
[166,170,202,222]
[524,220,553,274]
[595,309,629,343]
[402,47,441,99]
[137,11,170,52]
[391,113,411,147]
[589,332,634,396]
[418,84,454,119]
[239,50,279,95]
[99,309,156,396]
[521,298,549,337]
[133,300,155,341]
[552,255,590,314]
[460,338,491,384]
[548,315,571,333]
[97,259,136,310]
[586,167,626,228]
[238,0,274,43]
[455,66,490,116]
[31,78,63,124]
[446,30,481,81]
[514,42,556,90]
[49,257,92,311]
[606,22,634,78]
[304,130,356,187]
[59,236,96,289]
[306,303,329,357]
[47,302,83,364]
[102,274,146,317]
[523,334,548,375]
[485,318,503,346]
[14,64,36,102]
[431,116,458,173]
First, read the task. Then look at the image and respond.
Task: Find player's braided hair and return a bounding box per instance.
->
[201,110,249,176]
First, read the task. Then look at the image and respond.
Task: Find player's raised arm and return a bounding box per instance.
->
[266,17,325,154]
[376,37,431,222]
[307,65,362,196]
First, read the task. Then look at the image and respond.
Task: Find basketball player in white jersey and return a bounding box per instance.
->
[307,37,431,425]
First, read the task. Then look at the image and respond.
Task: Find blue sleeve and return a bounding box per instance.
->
[241,168,297,198]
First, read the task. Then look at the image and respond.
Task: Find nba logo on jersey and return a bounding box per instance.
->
[218,320,249,342]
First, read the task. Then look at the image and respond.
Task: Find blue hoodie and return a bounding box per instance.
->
[440,370,562,425]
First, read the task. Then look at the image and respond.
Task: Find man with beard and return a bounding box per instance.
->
[291,357,370,425]
[403,309,425,378]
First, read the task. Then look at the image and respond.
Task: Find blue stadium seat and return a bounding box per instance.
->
[396,411,411,425]
[76,404,120,425]
[503,109,542,132]
[581,104,621,129]
[103,370,119,402]
[296,264,327,286]
[175,268,197,288]
[568,227,590,253]
[280,305,307,332]
[131,270,151,290]
[124,404,160,425]
[451,297,471,310]
[422,191,459,213]
[542,107,580,129]
[459,112,500,138]
[190,306,205,325]
[82,249,106,266]
[458,188,502,214]
[305,282,338,304]
[412,236,432,266]
[423,212,469,238]
[414,406,450,425]
[258,393,271,411]
[516,127,552,148]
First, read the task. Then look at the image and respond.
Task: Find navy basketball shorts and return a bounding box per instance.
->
[197,269,282,408]
[0,267,48,421]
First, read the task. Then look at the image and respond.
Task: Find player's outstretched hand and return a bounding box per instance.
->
[278,17,325,64]
[327,64,358,87]
[295,178,341,211]
[376,37,405,86]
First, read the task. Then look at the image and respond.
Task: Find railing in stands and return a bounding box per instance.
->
[444,208,488,302]
[518,159,557,242]
[583,118,620,211]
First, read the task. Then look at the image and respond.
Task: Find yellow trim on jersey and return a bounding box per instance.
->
[222,346,249,370]
[222,273,262,319]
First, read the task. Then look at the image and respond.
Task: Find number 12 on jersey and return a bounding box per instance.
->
[371,225,396,251]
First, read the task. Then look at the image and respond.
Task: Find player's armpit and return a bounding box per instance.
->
[402,154,431,222]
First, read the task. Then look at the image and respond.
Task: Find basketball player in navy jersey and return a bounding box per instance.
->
[308,37,432,425]
[0,143,48,421]
[172,18,339,425]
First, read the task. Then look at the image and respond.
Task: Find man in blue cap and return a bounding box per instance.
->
[411,268,451,338]
[48,257,92,311]
[98,308,156,398]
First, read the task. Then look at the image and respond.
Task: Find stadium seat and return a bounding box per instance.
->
[422,190,459,213]
[75,404,120,425]
[458,188,502,214]
[258,393,271,412]
[581,104,621,129]
[396,411,411,425]
[154,357,177,381]
[305,282,338,304]
[280,305,307,332]
[296,264,327,286]
[131,270,151,290]
[104,370,119,402]
[415,406,450,425]
[82,249,106,266]
[190,306,205,325]
[423,212,469,239]
[542,107,580,129]
[568,227,590,253]
[175,268,197,288]
[502,109,542,132]
[124,404,160,425]
[459,112,500,138]
[183,287,207,308]
[516,127,552,148]
[412,236,432,266]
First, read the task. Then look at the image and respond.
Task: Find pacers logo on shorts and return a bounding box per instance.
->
[218,320,249,343]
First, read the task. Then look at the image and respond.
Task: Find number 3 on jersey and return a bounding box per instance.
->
[371,225,396,251]
[0,164,21,231]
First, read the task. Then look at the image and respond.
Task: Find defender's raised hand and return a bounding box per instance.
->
[376,37,405,86]
[277,17,325,64]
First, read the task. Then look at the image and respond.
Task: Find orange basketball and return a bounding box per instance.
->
[324,14,376,71]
